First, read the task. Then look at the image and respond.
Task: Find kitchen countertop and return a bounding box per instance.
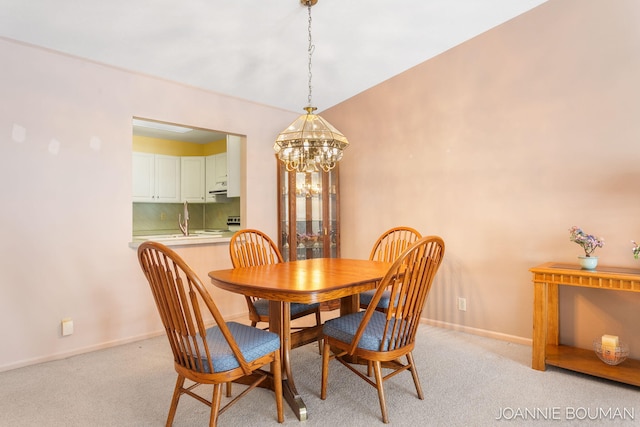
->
[128,230,234,249]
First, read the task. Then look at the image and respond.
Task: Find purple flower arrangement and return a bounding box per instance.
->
[569,226,604,257]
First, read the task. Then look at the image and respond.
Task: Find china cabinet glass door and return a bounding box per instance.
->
[278,163,339,261]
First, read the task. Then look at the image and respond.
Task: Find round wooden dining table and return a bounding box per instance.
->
[208,257,391,421]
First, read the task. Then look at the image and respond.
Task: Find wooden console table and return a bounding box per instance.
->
[531,262,640,386]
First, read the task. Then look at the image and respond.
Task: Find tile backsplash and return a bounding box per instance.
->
[132,199,240,235]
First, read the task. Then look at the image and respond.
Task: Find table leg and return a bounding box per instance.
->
[340,293,359,315]
[269,300,308,421]
[532,281,547,370]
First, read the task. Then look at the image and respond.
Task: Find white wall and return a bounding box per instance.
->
[0,37,296,371]
[324,0,640,355]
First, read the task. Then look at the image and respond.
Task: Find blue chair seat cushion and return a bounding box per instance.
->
[359,289,392,308]
[195,321,280,373]
[323,311,396,352]
[253,299,320,318]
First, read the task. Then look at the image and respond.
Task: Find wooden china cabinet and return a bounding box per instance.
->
[277,163,340,308]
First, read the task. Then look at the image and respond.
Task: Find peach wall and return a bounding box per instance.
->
[0,37,296,371]
[3,0,640,371]
[323,0,640,355]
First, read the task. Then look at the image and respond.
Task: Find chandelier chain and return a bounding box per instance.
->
[273,0,348,173]
[307,3,314,107]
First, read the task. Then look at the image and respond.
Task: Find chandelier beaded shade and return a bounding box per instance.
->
[274,0,349,173]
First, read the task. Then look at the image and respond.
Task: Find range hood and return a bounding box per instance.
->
[208,190,230,202]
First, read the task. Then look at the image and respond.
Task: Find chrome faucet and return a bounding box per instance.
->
[178,201,189,236]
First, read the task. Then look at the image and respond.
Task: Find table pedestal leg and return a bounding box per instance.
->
[269,300,308,421]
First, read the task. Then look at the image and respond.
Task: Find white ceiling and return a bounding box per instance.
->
[0,0,547,115]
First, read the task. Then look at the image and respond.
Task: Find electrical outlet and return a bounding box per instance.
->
[160,212,166,221]
[458,297,467,312]
[61,318,74,336]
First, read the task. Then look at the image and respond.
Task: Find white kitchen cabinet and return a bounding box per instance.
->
[132,152,154,201]
[215,153,228,190]
[132,153,180,203]
[205,154,225,202]
[205,143,241,201]
[205,155,215,202]
[180,156,205,202]
[154,155,181,202]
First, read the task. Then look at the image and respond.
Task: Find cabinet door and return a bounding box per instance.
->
[132,152,155,202]
[226,135,241,197]
[277,163,340,261]
[215,153,227,189]
[205,155,217,202]
[180,156,205,202]
[155,155,181,203]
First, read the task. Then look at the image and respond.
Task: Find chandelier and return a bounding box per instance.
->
[274,0,349,173]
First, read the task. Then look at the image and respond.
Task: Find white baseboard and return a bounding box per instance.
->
[421,318,533,346]
[0,311,251,373]
[0,330,166,373]
[2,313,531,373]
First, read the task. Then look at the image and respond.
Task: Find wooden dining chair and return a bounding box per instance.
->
[137,241,283,427]
[321,236,445,424]
[359,226,422,311]
[229,229,322,336]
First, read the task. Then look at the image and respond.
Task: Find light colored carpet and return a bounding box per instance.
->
[1,326,638,426]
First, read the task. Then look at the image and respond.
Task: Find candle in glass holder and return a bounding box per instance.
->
[601,334,619,361]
